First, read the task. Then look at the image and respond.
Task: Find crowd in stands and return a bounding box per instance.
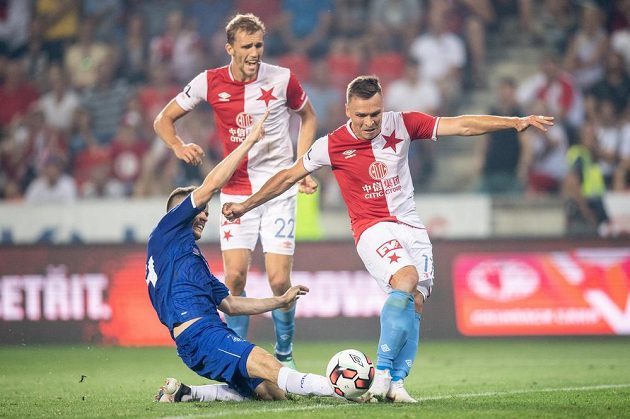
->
[0,0,629,230]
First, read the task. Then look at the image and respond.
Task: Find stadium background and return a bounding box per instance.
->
[0,1,629,347]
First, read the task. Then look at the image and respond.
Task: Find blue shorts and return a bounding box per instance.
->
[175,317,264,398]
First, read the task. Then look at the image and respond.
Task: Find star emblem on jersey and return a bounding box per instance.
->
[223,230,233,241]
[382,131,403,152]
[257,87,277,107]
[388,253,401,264]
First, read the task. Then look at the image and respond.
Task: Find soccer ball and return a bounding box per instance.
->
[326,349,375,399]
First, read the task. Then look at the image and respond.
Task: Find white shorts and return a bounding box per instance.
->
[219,193,296,255]
[356,222,434,300]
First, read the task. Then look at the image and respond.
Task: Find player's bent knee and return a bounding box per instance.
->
[390,265,420,293]
[246,346,283,382]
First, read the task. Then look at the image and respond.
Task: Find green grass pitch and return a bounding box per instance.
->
[2,339,629,418]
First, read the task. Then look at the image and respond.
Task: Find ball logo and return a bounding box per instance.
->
[368,161,388,180]
[467,260,540,302]
[235,112,254,128]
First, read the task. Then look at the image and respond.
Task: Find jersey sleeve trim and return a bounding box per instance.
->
[293,96,309,112]
[432,117,440,141]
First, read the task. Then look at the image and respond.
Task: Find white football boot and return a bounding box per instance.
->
[386,380,418,403]
[154,378,192,403]
[360,368,391,402]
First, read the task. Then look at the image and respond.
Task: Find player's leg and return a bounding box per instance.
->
[220,193,261,339]
[222,249,252,338]
[259,196,297,367]
[155,378,249,402]
[246,346,333,397]
[265,252,297,368]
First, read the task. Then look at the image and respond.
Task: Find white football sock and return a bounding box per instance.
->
[190,384,248,402]
[277,366,333,396]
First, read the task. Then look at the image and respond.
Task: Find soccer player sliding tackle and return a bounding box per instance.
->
[146,111,333,402]
[223,76,554,403]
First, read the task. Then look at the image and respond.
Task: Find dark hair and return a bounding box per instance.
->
[225,13,265,45]
[166,186,197,212]
[346,75,382,103]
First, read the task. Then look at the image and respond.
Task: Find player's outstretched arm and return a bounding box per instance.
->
[153,99,205,165]
[218,285,309,316]
[192,111,269,208]
[222,158,311,220]
[295,102,319,194]
[437,114,554,137]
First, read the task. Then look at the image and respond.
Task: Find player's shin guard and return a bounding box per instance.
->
[376,290,414,371]
[272,305,295,356]
[391,312,421,381]
[191,384,248,402]
[224,291,250,339]
[277,366,333,397]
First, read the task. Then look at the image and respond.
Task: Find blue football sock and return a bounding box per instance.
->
[376,290,414,371]
[224,291,249,339]
[272,304,296,355]
[391,311,421,381]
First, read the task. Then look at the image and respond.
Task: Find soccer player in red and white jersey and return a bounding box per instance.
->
[223,75,554,403]
[153,14,318,369]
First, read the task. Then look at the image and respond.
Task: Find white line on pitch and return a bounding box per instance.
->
[164,383,630,419]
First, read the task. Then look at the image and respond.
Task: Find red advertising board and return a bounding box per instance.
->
[453,248,630,336]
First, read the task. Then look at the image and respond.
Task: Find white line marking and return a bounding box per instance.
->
[217,348,240,358]
[164,383,630,419]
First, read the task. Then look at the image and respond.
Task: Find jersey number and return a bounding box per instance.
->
[274,217,295,238]
[146,256,158,287]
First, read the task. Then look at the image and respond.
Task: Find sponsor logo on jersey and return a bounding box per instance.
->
[236,112,254,128]
[368,161,388,180]
[218,92,231,102]
[221,218,241,226]
[342,149,357,159]
[376,239,403,258]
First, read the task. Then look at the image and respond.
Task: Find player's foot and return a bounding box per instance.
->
[386,380,418,403]
[362,368,391,401]
[154,377,192,403]
[351,392,379,403]
[276,352,297,369]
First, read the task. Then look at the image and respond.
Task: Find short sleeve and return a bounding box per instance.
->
[175,72,207,111]
[286,72,308,111]
[302,136,331,172]
[209,273,230,306]
[402,112,439,141]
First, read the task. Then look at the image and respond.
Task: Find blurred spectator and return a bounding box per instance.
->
[0,123,35,199]
[0,59,39,129]
[517,54,585,133]
[133,142,178,197]
[0,0,31,56]
[137,64,179,136]
[24,108,67,172]
[132,0,181,39]
[476,77,524,195]
[585,51,630,121]
[326,38,361,90]
[120,13,149,84]
[563,3,608,89]
[302,59,344,136]
[384,57,441,114]
[81,60,132,143]
[21,20,50,89]
[521,103,569,195]
[332,0,369,41]
[234,0,284,57]
[64,19,111,90]
[594,99,621,187]
[109,124,148,195]
[83,0,124,43]
[279,0,334,58]
[610,0,630,72]
[614,112,630,191]
[368,0,423,50]
[24,155,77,203]
[149,10,204,84]
[365,32,405,89]
[533,0,578,53]
[409,6,466,110]
[37,64,80,133]
[564,122,610,236]
[184,0,234,41]
[34,0,79,62]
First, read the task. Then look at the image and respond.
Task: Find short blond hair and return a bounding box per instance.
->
[225,13,265,45]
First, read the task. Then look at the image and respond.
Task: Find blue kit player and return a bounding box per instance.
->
[146,112,333,402]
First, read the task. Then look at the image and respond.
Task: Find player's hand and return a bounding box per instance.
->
[222,202,246,221]
[515,115,554,133]
[298,174,318,194]
[245,109,270,144]
[281,285,310,307]
[173,142,204,166]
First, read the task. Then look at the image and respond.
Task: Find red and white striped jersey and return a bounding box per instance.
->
[175,62,308,195]
[303,111,440,242]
